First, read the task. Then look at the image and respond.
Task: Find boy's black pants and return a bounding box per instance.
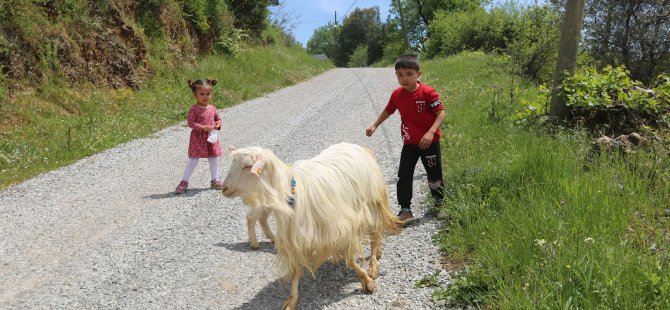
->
[397,142,444,209]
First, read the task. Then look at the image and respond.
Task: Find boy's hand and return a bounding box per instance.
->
[365,125,377,137]
[419,132,434,149]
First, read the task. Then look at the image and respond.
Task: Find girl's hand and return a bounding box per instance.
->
[203,125,213,132]
[419,132,434,149]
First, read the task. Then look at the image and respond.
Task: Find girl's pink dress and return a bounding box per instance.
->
[187,104,223,158]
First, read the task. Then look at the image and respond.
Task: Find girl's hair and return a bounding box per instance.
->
[188,79,217,92]
[395,55,420,71]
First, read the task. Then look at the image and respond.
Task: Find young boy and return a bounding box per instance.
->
[365,55,445,223]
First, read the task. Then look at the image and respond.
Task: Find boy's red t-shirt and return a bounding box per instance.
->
[384,82,444,145]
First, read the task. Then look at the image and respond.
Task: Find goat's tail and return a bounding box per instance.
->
[376,185,404,236]
[363,145,404,235]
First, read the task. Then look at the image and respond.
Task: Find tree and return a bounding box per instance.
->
[549,0,586,121]
[306,23,337,59]
[335,7,383,67]
[583,0,670,84]
[269,0,299,45]
[388,0,486,52]
[225,0,279,37]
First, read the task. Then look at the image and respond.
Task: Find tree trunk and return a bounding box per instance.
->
[549,0,586,121]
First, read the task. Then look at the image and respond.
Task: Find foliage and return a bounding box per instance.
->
[347,45,368,67]
[506,4,561,84]
[434,267,489,306]
[423,52,670,309]
[306,23,337,59]
[225,0,278,37]
[584,0,670,84]
[260,23,297,47]
[335,7,383,67]
[137,0,168,38]
[389,0,486,52]
[515,66,670,135]
[379,17,408,64]
[424,7,515,58]
[216,27,247,55]
[511,83,551,127]
[0,45,332,188]
[560,65,670,134]
[415,270,442,288]
[268,1,299,46]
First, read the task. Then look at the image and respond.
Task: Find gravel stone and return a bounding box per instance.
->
[0,68,452,309]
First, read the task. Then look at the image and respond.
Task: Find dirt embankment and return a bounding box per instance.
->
[1,1,214,93]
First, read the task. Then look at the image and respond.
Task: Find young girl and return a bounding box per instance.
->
[175,79,224,194]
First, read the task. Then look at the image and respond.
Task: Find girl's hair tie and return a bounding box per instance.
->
[188,79,217,92]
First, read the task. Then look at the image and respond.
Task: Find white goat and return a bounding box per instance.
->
[221,142,403,309]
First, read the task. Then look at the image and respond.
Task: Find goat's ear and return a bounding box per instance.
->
[250,159,265,177]
[228,145,236,151]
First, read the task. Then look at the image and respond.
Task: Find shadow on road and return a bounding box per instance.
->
[232,261,363,310]
[143,187,211,199]
[214,241,277,254]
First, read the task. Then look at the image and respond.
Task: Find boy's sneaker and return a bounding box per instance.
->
[427,198,444,217]
[175,180,188,194]
[210,179,224,190]
[397,208,415,224]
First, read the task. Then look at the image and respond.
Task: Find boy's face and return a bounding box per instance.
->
[395,68,422,92]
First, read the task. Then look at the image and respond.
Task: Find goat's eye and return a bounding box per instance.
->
[243,165,252,169]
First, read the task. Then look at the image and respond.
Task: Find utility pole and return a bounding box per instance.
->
[549,0,586,121]
[333,11,338,65]
[395,0,410,52]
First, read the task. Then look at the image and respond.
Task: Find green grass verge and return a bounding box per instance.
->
[422,51,670,309]
[0,45,332,188]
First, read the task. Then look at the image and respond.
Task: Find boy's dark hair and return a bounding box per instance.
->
[188,79,217,92]
[395,55,420,71]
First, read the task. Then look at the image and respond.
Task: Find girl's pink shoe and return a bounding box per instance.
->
[210,179,224,190]
[175,180,188,194]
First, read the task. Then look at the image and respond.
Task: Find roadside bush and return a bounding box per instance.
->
[506,5,560,84]
[514,66,670,135]
[426,3,560,85]
[425,8,516,58]
[347,45,368,67]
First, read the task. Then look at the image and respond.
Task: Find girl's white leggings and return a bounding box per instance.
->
[182,157,219,182]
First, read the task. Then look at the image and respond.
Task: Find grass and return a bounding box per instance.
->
[422,51,670,309]
[0,45,332,188]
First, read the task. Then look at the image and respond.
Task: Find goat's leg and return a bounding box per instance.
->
[282,266,302,310]
[373,232,383,259]
[351,260,376,294]
[246,213,260,250]
[369,236,381,279]
[259,210,275,244]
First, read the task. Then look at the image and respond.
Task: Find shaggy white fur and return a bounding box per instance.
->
[221,142,403,309]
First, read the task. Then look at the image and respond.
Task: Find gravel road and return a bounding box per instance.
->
[0,68,451,309]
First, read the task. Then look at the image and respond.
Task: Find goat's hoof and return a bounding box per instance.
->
[369,268,379,280]
[362,279,375,294]
[376,251,382,259]
[250,243,260,250]
[282,299,296,310]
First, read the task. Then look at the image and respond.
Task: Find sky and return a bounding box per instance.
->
[279,0,393,46]
[277,0,546,47]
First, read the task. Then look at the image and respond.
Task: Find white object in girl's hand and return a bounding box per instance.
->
[207,129,219,143]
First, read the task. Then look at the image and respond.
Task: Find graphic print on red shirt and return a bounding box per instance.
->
[384,82,444,145]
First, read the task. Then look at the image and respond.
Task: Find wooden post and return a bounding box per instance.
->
[549,0,586,121]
